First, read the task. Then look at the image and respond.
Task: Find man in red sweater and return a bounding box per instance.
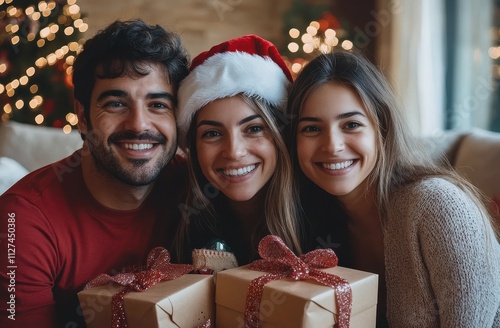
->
[0,19,189,327]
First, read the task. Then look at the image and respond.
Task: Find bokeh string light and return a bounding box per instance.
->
[281,11,354,78]
[0,0,87,132]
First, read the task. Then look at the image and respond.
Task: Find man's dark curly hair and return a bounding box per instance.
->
[72,19,189,127]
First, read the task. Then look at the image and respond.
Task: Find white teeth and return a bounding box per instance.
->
[223,165,256,177]
[322,160,354,170]
[123,143,154,150]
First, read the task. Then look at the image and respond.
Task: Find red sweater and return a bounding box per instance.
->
[0,150,187,327]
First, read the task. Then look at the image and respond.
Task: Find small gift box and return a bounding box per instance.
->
[215,236,378,328]
[77,247,214,328]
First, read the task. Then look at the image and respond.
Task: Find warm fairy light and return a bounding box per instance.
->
[50,24,59,34]
[63,125,73,134]
[69,42,79,51]
[19,76,28,85]
[65,26,74,35]
[289,28,300,38]
[66,113,78,125]
[29,98,38,109]
[38,1,47,11]
[34,95,43,104]
[40,26,50,38]
[489,46,500,59]
[47,53,57,65]
[78,23,88,33]
[303,43,314,53]
[35,114,44,124]
[288,42,299,53]
[4,104,12,114]
[319,44,329,54]
[341,40,353,50]
[68,4,80,15]
[7,7,17,17]
[32,12,41,20]
[55,49,64,59]
[306,26,318,36]
[309,21,320,29]
[35,57,48,68]
[291,63,302,74]
[25,6,35,15]
[301,33,313,43]
[66,55,75,65]
[324,29,336,38]
[10,79,19,89]
[3,0,86,127]
[15,99,24,109]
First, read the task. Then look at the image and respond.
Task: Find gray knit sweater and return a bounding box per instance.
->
[385,178,500,327]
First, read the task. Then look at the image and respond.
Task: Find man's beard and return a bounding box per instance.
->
[86,130,177,186]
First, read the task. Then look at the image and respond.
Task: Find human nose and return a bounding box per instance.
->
[322,129,344,154]
[123,106,149,132]
[222,134,248,159]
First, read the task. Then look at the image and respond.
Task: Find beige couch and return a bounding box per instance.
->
[1,121,500,209]
[0,121,82,193]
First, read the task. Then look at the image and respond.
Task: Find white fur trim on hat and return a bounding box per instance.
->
[177,51,291,149]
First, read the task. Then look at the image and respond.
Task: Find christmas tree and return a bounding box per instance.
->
[0,0,87,132]
[279,0,354,78]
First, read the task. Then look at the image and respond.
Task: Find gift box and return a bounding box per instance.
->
[216,264,378,327]
[78,273,214,328]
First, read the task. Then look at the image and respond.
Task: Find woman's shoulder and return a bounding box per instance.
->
[399,177,470,203]
[392,177,483,221]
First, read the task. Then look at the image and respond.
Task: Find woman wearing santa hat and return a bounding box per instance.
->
[173,35,303,268]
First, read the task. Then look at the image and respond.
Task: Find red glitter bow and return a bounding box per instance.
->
[245,235,352,328]
[84,247,194,328]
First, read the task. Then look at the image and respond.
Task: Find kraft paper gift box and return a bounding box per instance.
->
[78,274,214,328]
[216,265,378,328]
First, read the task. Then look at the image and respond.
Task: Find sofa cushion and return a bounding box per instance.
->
[0,157,28,194]
[454,128,500,198]
[0,121,83,172]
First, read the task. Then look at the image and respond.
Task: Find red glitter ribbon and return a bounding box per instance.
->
[245,235,352,328]
[84,247,194,328]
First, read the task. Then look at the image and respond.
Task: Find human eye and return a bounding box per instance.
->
[200,130,221,139]
[150,101,172,111]
[100,99,127,112]
[344,121,362,130]
[102,100,125,108]
[299,125,320,134]
[247,124,265,134]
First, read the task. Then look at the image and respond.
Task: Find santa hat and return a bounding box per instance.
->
[176,34,293,149]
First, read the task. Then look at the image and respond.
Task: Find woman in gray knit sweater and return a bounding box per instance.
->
[286,50,500,327]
